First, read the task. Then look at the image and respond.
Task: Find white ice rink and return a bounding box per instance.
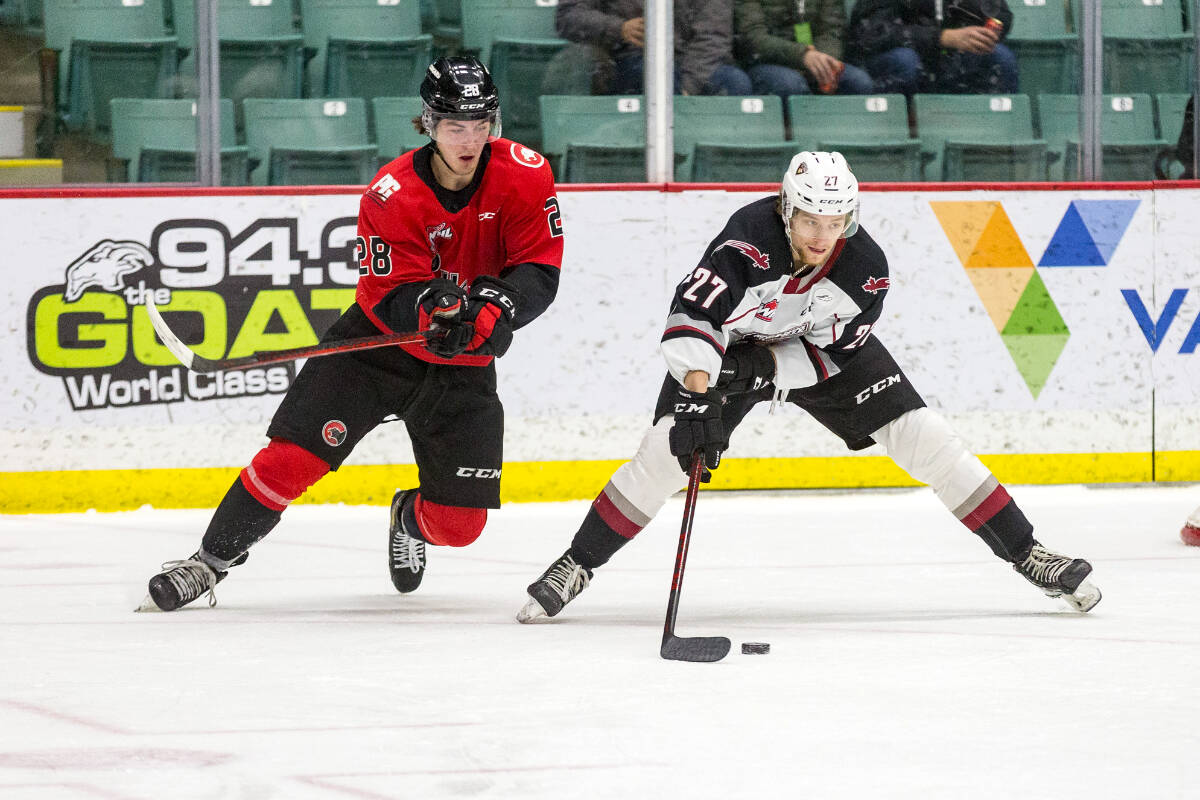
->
[2,483,1198,800]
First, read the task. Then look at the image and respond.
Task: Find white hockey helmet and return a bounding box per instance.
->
[780,151,859,238]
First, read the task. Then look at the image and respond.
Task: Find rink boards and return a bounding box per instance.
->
[1,182,1197,512]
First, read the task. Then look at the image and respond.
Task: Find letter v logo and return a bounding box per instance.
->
[1121,289,1187,352]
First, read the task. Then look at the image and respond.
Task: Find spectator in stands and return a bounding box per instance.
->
[845,0,1017,97]
[734,0,875,102]
[556,0,753,96]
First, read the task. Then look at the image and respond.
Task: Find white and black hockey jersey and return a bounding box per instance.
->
[661,196,891,390]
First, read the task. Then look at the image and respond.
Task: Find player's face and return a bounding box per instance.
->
[433,118,492,172]
[788,209,849,266]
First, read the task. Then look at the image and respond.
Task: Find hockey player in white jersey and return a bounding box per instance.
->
[517,151,1101,621]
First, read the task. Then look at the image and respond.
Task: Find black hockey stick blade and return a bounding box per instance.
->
[660,633,732,663]
[145,300,430,374]
[659,452,730,663]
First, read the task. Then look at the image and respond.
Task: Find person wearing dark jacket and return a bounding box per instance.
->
[557,0,752,96]
[735,0,874,101]
[845,0,1017,96]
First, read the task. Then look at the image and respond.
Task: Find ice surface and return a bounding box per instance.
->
[1,483,1198,799]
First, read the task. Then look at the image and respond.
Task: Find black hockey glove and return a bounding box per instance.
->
[716,341,776,395]
[668,386,727,481]
[463,276,520,358]
[416,278,473,358]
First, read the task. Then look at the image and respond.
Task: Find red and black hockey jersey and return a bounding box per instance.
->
[355,138,564,366]
[661,196,891,389]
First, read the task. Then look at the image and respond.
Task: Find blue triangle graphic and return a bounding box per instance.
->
[1039,203,1106,266]
[1073,199,1140,263]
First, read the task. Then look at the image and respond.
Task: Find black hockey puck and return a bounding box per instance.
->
[741,642,770,655]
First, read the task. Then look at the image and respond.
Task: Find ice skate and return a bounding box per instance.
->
[388,489,427,594]
[1180,506,1200,546]
[517,550,592,623]
[1013,541,1101,612]
[138,551,247,612]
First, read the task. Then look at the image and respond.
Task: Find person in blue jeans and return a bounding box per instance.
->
[735,0,875,102]
[557,0,753,96]
[846,0,1017,96]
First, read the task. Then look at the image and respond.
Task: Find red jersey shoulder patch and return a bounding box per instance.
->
[508,141,546,169]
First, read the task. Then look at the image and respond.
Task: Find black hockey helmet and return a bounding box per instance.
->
[419,56,500,132]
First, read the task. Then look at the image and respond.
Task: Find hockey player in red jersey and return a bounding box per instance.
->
[143,56,564,611]
[518,151,1101,622]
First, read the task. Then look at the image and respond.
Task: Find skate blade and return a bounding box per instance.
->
[134,594,163,613]
[1063,579,1101,613]
[515,596,549,624]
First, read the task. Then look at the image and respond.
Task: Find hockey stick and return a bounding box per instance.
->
[146,300,430,374]
[660,451,731,663]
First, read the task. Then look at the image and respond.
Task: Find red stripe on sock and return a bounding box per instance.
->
[592,492,644,539]
[961,485,1012,532]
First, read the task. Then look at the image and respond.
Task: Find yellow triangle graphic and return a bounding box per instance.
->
[965,267,1034,331]
[967,205,1034,268]
[929,201,995,266]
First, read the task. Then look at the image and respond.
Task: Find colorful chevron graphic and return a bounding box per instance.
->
[929,199,1138,398]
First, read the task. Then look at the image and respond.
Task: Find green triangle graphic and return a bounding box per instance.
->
[1001,271,1068,336]
[1001,333,1069,398]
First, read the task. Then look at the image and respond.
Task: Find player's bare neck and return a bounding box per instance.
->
[432,149,476,191]
[790,250,817,277]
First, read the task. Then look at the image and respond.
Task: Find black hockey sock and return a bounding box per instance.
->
[568,506,632,570]
[200,478,283,564]
[973,498,1035,562]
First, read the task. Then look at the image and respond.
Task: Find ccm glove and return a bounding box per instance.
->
[668,386,728,480]
[717,342,776,394]
[416,278,473,358]
[464,276,520,358]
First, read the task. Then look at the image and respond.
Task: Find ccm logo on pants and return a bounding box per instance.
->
[457,467,502,478]
[856,374,902,405]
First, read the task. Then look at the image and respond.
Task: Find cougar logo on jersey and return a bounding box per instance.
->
[755,299,778,321]
[456,467,501,478]
[855,375,902,404]
[322,420,348,446]
[510,143,545,168]
[63,240,153,302]
[862,276,890,294]
[717,239,771,270]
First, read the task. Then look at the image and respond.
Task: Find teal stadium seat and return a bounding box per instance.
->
[540,95,646,182]
[243,97,378,185]
[913,93,1048,181]
[1038,93,1168,181]
[172,0,306,127]
[298,0,430,110]
[674,95,788,181]
[1006,0,1078,102]
[1085,0,1196,95]
[372,96,430,165]
[42,0,177,134]
[109,97,250,183]
[789,94,922,181]
[1155,93,1193,143]
[432,0,463,48]
[462,0,584,150]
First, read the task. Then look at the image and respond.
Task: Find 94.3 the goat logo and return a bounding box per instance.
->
[26,217,364,411]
